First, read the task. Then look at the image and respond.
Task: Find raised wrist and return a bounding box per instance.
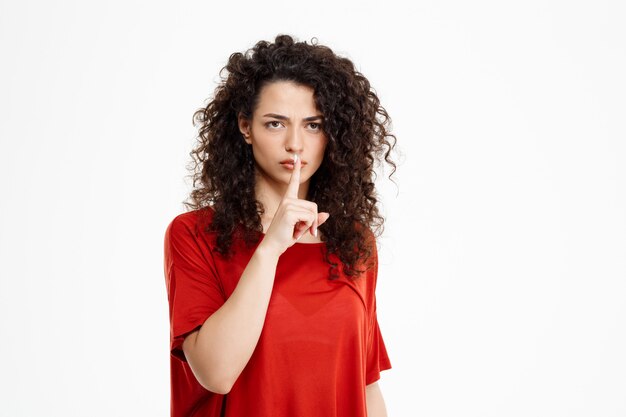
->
[255,240,283,261]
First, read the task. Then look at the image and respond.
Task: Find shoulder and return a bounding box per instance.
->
[165,207,216,242]
[357,224,378,266]
[353,220,377,248]
[359,227,379,295]
[166,206,215,229]
[164,207,220,270]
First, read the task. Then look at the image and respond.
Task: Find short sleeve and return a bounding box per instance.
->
[364,232,392,385]
[365,305,392,385]
[164,214,225,363]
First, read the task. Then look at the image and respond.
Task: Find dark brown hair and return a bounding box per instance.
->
[184,34,398,280]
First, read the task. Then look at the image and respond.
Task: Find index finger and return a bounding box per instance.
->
[284,153,301,199]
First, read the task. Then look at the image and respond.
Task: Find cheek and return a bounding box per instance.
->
[252,137,274,156]
[318,142,329,158]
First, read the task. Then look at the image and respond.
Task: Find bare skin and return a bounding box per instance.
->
[366,382,388,417]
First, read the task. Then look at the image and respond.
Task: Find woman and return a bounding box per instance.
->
[164,34,397,417]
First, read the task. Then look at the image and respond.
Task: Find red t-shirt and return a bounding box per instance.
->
[163,208,392,417]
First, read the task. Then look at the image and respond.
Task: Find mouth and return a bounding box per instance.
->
[280,160,307,169]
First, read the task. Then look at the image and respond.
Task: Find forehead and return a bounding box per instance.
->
[254,81,319,113]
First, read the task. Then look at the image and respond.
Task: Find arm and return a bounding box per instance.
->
[182,242,280,394]
[179,152,326,394]
[366,382,388,417]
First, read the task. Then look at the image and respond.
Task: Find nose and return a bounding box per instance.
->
[284,126,304,153]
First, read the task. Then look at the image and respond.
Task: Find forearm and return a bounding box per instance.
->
[185,242,280,393]
[366,382,388,417]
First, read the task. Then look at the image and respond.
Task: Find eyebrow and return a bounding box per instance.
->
[262,113,324,122]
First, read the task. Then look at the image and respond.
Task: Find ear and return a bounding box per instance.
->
[238,113,252,144]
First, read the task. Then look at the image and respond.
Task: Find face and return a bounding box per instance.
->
[238,80,328,197]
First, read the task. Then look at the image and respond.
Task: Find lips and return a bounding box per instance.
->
[280,159,307,165]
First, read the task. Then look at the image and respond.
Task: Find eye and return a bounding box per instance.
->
[308,122,322,130]
[266,121,283,129]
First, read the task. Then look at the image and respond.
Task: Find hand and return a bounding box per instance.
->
[259,153,330,256]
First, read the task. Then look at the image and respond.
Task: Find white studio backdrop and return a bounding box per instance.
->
[1,0,625,416]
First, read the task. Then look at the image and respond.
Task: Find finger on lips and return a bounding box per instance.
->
[288,153,319,239]
[286,153,301,199]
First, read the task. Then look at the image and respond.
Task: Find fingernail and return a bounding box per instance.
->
[314,228,318,237]
[293,153,298,163]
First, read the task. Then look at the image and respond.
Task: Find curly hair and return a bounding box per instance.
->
[184,34,398,280]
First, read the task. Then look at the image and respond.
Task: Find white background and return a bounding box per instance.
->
[1,0,625,416]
